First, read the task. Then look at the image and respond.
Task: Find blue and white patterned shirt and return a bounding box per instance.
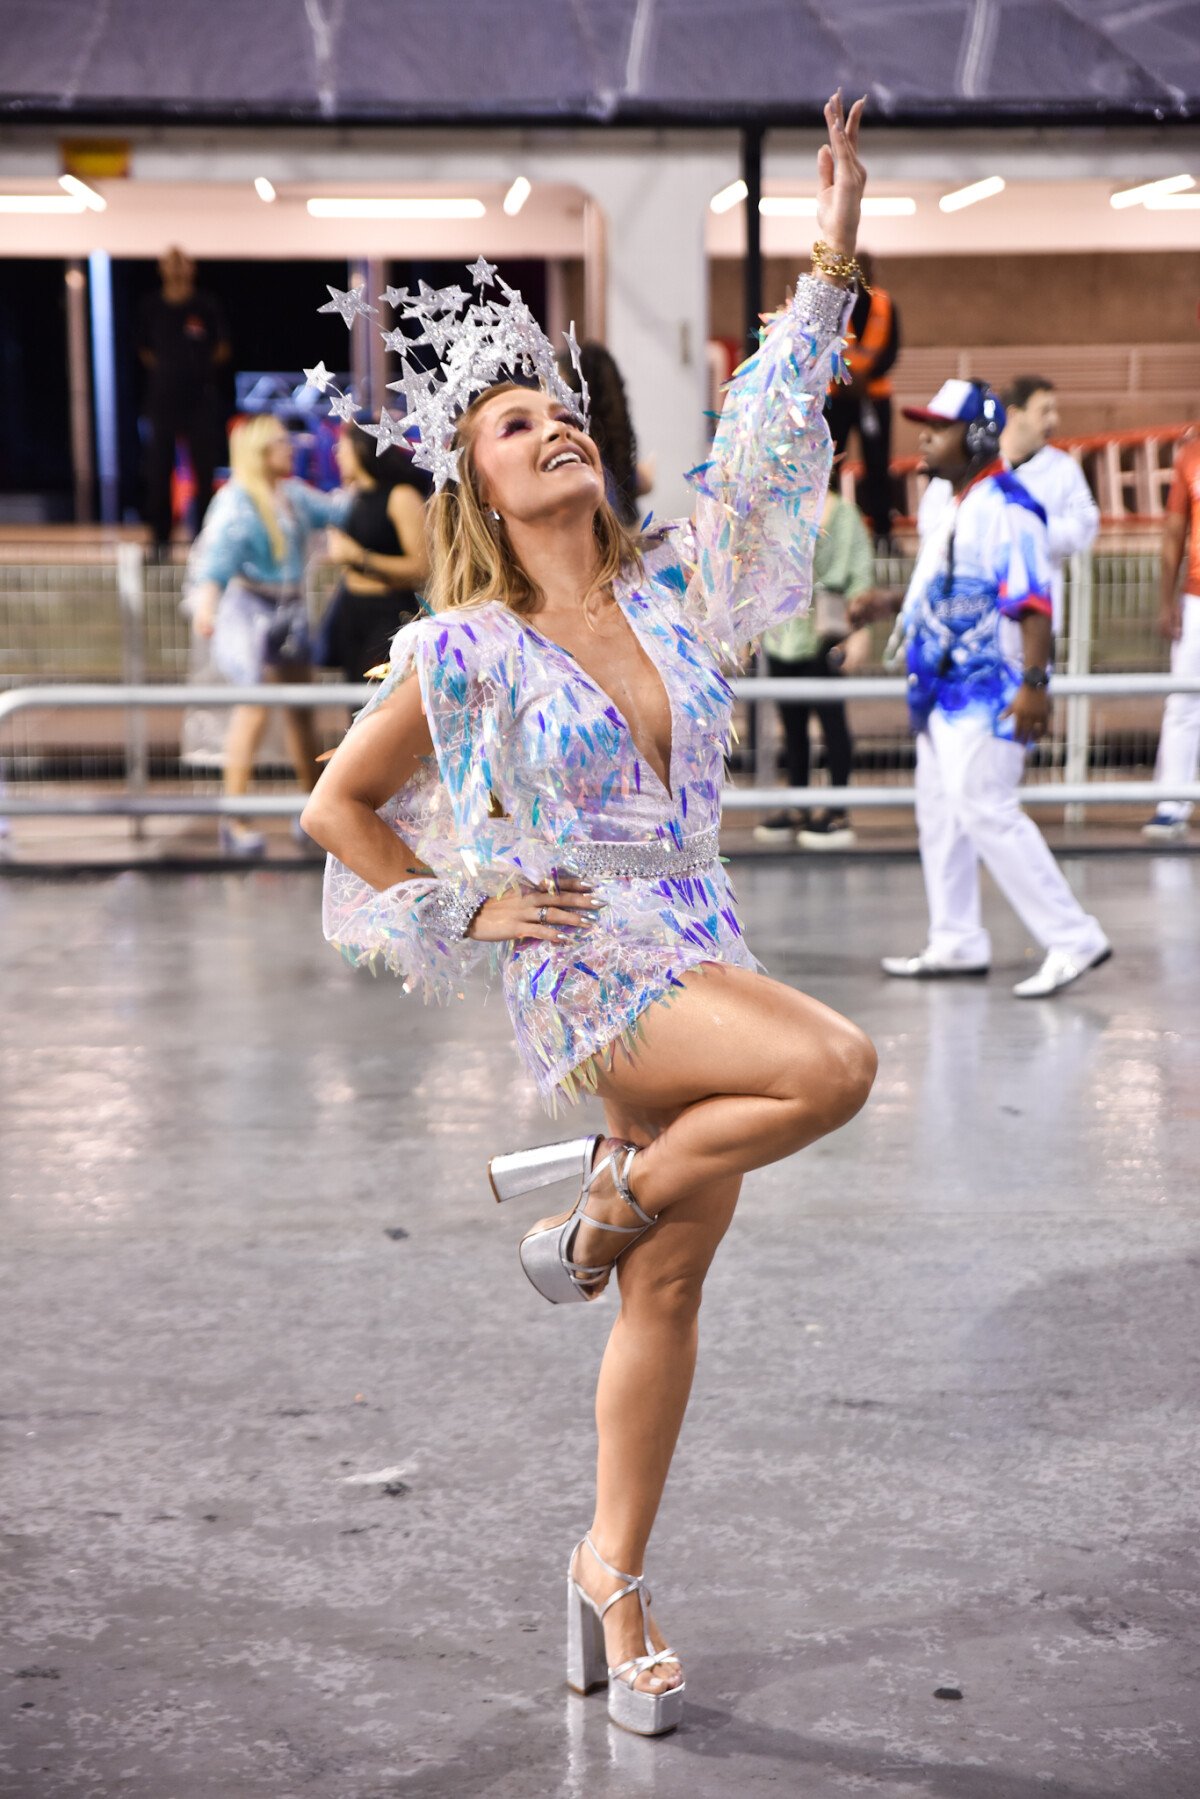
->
[901,461,1052,738]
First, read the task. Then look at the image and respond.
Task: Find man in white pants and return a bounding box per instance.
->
[882,379,1111,997]
[1143,435,1200,842]
[998,375,1100,637]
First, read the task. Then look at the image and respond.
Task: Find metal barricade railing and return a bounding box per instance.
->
[0,535,1186,832]
[2,676,1199,817]
[0,538,341,802]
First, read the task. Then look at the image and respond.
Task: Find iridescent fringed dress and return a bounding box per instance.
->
[322,277,848,1106]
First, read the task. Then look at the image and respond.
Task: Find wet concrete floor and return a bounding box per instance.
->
[2,855,1198,1799]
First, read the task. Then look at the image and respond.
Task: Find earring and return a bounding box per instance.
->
[491,509,501,522]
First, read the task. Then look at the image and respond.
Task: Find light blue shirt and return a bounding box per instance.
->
[191,478,351,591]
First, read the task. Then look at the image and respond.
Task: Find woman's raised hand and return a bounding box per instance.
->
[467,877,606,944]
[815,90,867,259]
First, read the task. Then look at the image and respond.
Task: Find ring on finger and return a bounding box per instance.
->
[537,905,549,925]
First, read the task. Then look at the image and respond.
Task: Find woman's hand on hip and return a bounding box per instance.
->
[815,90,867,259]
[467,878,606,944]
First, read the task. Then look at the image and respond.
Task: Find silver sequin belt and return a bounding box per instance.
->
[563,827,720,882]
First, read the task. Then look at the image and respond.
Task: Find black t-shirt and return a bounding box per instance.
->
[138,289,228,407]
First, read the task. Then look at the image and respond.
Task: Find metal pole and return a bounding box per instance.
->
[3,781,1200,819]
[2,679,1200,819]
[1064,550,1093,827]
[742,125,765,783]
[116,543,148,841]
[741,124,764,354]
[87,250,120,525]
[65,261,94,524]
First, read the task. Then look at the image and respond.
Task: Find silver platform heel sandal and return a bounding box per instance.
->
[567,1536,685,1736]
[515,1142,654,1305]
[488,1135,600,1204]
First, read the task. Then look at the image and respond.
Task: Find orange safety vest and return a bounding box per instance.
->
[833,289,895,400]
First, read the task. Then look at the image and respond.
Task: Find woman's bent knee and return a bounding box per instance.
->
[781,1017,876,1132]
[835,1023,878,1121]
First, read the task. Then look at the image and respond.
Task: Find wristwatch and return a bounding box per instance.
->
[1022,665,1050,691]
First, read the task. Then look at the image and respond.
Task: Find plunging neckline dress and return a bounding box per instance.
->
[321,276,849,1106]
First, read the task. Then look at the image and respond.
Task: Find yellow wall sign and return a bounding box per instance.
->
[61,140,131,179]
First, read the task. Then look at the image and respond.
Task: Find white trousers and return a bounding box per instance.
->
[1153,592,1200,822]
[915,709,1108,965]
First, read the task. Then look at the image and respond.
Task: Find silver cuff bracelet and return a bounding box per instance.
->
[424,881,487,941]
[791,272,851,341]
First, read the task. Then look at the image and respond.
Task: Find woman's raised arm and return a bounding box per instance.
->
[682,92,867,664]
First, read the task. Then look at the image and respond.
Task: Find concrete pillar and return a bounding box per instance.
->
[568,150,733,521]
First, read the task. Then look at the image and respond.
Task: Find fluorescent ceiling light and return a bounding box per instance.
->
[502,177,531,217]
[710,178,748,215]
[254,176,277,203]
[1110,173,1194,210]
[1144,191,1200,210]
[58,173,106,212]
[0,194,87,213]
[759,196,916,218]
[306,197,486,220]
[939,176,1006,213]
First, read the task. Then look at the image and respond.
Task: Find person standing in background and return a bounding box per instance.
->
[999,375,1100,637]
[138,247,231,555]
[881,378,1110,997]
[317,422,432,682]
[187,415,352,857]
[824,248,900,545]
[754,487,875,847]
[1143,432,1200,841]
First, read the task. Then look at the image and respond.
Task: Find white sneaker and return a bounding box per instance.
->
[881,950,990,979]
[798,809,856,849]
[1141,811,1189,843]
[1012,943,1112,999]
[753,809,804,843]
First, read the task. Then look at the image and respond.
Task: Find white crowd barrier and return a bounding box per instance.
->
[0,535,1192,829]
[1,675,1198,817]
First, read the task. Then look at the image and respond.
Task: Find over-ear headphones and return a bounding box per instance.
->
[964,381,1003,461]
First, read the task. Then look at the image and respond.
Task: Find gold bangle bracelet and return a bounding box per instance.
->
[811,240,871,292]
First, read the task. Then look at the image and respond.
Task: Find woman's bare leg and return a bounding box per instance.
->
[574,964,876,1249]
[565,963,876,1692]
[273,663,320,794]
[223,703,270,833]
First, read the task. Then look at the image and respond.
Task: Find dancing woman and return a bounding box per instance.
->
[303,94,875,1737]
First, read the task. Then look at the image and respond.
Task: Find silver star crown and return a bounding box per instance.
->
[314,260,590,490]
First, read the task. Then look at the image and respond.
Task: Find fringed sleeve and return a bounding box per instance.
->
[683,274,852,665]
[320,612,513,1001]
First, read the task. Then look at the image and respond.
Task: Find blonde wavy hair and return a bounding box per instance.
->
[425,382,643,616]
[229,414,287,562]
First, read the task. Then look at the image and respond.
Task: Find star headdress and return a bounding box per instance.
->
[313,259,591,490]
